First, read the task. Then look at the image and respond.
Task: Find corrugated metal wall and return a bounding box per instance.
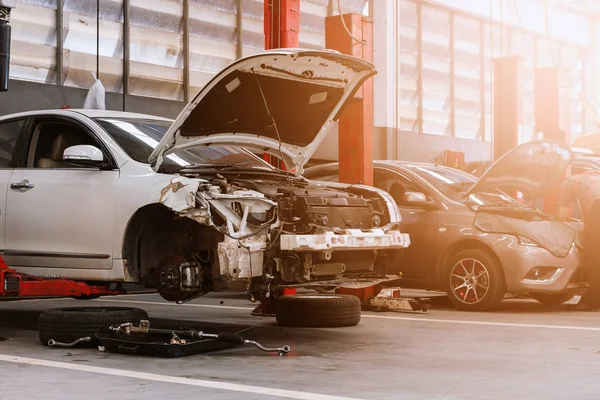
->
[8,0,366,103]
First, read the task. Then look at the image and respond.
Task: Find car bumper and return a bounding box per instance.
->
[496,239,582,294]
[279,229,411,252]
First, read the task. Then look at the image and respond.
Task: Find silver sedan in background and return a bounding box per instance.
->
[305,141,584,311]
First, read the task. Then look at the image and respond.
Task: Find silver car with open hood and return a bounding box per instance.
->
[146,49,411,302]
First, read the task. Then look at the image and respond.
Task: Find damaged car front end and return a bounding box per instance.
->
[146,49,411,302]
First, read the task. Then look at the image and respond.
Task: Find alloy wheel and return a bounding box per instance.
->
[449,258,490,304]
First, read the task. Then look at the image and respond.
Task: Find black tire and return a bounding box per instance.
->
[38,307,148,347]
[531,293,575,306]
[443,249,506,311]
[275,294,361,328]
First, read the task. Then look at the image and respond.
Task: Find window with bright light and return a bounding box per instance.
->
[454,15,482,140]
[421,6,451,136]
[398,0,420,132]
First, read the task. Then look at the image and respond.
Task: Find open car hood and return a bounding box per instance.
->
[465,141,574,200]
[148,49,376,172]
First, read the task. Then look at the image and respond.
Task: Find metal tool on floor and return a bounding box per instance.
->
[100,320,291,357]
[47,336,92,348]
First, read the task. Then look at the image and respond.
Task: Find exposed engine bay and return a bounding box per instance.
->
[156,170,411,303]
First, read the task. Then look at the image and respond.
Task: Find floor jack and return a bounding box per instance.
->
[0,256,124,299]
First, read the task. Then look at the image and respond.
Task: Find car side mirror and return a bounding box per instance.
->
[63,145,105,168]
[403,191,435,209]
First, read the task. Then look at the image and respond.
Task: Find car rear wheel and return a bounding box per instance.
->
[443,249,505,311]
[275,294,361,327]
[531,293,575,306]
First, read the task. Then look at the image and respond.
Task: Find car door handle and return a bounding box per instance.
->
[10,180,34,190]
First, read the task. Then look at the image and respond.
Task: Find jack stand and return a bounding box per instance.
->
[251,288,297,317]
[336,286,429,313]
[365,288,430,313]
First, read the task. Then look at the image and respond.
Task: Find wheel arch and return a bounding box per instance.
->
[121,203,182,282]
[121,202,217,286]
[436,238,507,289]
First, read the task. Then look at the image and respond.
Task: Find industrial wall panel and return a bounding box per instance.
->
[511,30,535,143]
[8,0,57,84]
[483,23,510,142]
[398,0,419,132]
[454,14,481,140]
[189,0,238,97]
[421,5,450,136]
[63,0,124,94]
[560,45,584,140]
[8,0,366,103]
[128,0,182,101]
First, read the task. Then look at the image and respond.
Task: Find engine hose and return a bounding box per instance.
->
[216,332,245,344]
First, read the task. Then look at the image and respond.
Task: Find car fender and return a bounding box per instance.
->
[112,160,207,261]
[433,224,509,290]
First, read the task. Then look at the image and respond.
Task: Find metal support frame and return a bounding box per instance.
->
[0,4,12,92]
[183,0,190,102]
[123,0,130,110]
[449,12,456,137]
[416,3,424,133]
[56,0,63,86]
[479,20,486,141]
[96,0,100,80]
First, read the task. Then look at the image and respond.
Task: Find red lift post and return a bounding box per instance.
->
[535,66,569,215]
[263,0,300,169]
[492,57,522,161]
[325,13,374,186]
[251,0,301,315]
[326,12,378,303]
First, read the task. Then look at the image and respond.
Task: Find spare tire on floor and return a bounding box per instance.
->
[275,294,361,328]
[38,307,148,347]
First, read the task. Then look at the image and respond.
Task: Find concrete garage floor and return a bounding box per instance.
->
[1,293,600,400]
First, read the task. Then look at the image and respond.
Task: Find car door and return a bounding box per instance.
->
[3,115,119,271]
[0,118,28,252]
[372,167,437,282]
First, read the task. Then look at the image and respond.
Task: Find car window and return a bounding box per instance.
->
[27,119,103,169]
[0,119,25,168]
[94,117,271,170]
[373,168,422,206]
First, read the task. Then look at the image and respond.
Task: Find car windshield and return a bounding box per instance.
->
[94,117,272,171]
[410,165,519,206]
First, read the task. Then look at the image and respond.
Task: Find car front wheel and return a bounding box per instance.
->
[443,249,506,311]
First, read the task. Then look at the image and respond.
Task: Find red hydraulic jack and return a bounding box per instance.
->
[0,256,124,299]
[251,288,297,317]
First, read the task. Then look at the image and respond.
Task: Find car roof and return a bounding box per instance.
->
[0,109,174,123]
